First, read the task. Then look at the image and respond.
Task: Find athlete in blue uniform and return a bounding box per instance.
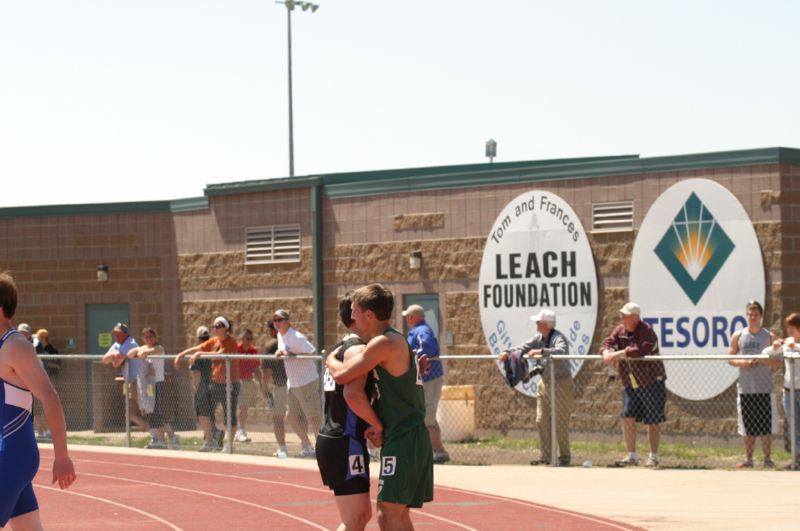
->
[0,272,76,529]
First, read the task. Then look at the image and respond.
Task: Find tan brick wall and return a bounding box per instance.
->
[178,248,312,291]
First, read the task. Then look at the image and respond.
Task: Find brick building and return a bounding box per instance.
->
[2,146,799,434]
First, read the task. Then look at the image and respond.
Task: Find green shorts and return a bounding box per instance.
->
[377,425,434,508]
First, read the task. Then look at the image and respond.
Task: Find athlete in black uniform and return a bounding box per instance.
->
[316,294,383,531]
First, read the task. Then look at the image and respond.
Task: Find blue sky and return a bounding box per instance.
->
[1,1,798,207]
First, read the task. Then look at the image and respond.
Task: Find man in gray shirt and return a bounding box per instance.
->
[500,309,573,466]
[728,301,780,468]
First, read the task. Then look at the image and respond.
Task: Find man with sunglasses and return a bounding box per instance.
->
[273,309,321,458]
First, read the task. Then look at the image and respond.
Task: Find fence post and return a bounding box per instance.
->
[791,355,797,470]
[226,357,233,454]
[549,361,557,467]
[124,361,131,448]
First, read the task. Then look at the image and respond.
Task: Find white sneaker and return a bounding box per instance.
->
[273,447,289,459]
[235,429,250,443]
[299,446,316,458]
[146,439,168,450]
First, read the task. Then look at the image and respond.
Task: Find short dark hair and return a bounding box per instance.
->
[339,293,354,328]
[0,271,18,319]
[352,284,394,321]
[746,300,764,315]
[266,320,276,331]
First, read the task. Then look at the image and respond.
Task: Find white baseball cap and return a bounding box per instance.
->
[619,302,641,316]
[531,309,556,324]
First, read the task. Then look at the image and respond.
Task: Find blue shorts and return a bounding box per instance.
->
[622,380,666,425]
[0,426,40,526]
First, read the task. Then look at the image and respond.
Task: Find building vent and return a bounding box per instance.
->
[245,224,301,264]
[592,201,634,232]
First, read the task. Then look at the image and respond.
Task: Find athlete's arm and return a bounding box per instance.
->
[341,344,383,445]
[5,336,76,489]
[728,331,748,367]
[327,335,392,384]
[174,345,202,368]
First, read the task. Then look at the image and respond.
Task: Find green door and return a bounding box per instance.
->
[87,304,130,430]
[403,294,440,338]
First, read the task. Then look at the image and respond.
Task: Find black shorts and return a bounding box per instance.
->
[146,382,167,428]
[622,380,666,424]
[194,381,214,417]
[738,393,775,437]
[316,434,370,496]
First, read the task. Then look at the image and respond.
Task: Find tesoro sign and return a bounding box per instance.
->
[479,191,598,396]
[629,178,765,401]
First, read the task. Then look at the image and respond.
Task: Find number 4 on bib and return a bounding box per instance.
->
[349,454,365,475]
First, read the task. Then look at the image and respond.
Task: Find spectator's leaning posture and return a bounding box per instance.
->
[729,301,780,468]
[127,328,180,450]
[101,323,146,431]
[499,309,573,466]
[403,304,450,464]
[601,302,666,467]
[262,320,289,458]
[764,312,800,468]
[33,329,60,442]
[273,309,321,458]
[177,326,222,450]
[236,328,260,443]
[196,316,239,451]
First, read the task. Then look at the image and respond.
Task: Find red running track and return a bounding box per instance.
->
[34,448,640,530]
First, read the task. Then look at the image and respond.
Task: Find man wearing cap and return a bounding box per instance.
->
[101,323,146,431]
[16,323,38,349]
[403,304,449,464]
[499,309,573,466]
[601,302,666,467]
[273,309,321,458]
[34,329,60,442]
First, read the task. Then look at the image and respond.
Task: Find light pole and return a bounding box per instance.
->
[276,0,319,177]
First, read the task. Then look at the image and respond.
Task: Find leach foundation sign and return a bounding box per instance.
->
[630,179,765,401]
[479,191,598,396]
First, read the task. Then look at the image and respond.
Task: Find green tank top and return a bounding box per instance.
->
[375,327,426,442]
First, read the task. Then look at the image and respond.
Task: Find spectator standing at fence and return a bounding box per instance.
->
[763,312,800,468]
[601,302,666,467]
[729,301,780,468]
[403,304,450,464]
[236,328,260,443]
[194,316,239,451]
[0,272,76,530]
[33,329,60,442]
[184,326,222,450]
[101,323,146,431]
[262,320,289,458]
[499,309,574,466]
[274,309,321,458]
[128,328,180,450]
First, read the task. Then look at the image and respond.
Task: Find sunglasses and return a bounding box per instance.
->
[213,323,227,329]
[272,317,285,322]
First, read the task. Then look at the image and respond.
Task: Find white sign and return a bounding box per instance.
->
[479,191,598,396]
[630,178,765,401]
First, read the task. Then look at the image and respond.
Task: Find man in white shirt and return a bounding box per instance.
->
[273,309,321,457]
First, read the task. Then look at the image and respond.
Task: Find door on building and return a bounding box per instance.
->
[87,304,130,431]
[402,294,441,339]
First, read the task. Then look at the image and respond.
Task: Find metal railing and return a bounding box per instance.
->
[35,352,799,469]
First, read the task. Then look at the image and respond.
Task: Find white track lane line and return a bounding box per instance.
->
[33,484,183,530]
[436,485,637,531]
[54,456,477,530]
[69,471,328,530]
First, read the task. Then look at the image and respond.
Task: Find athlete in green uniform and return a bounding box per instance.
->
[327,283,434,531]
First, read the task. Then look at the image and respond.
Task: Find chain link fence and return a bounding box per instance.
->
[36,352,800,470]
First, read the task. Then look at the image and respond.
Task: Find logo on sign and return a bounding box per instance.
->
[654,192,735,304]
[479,191,598,397]
[630,179,764,401]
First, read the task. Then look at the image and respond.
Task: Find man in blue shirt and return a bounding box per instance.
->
[101,323,146,431]
[403,304,449,464]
